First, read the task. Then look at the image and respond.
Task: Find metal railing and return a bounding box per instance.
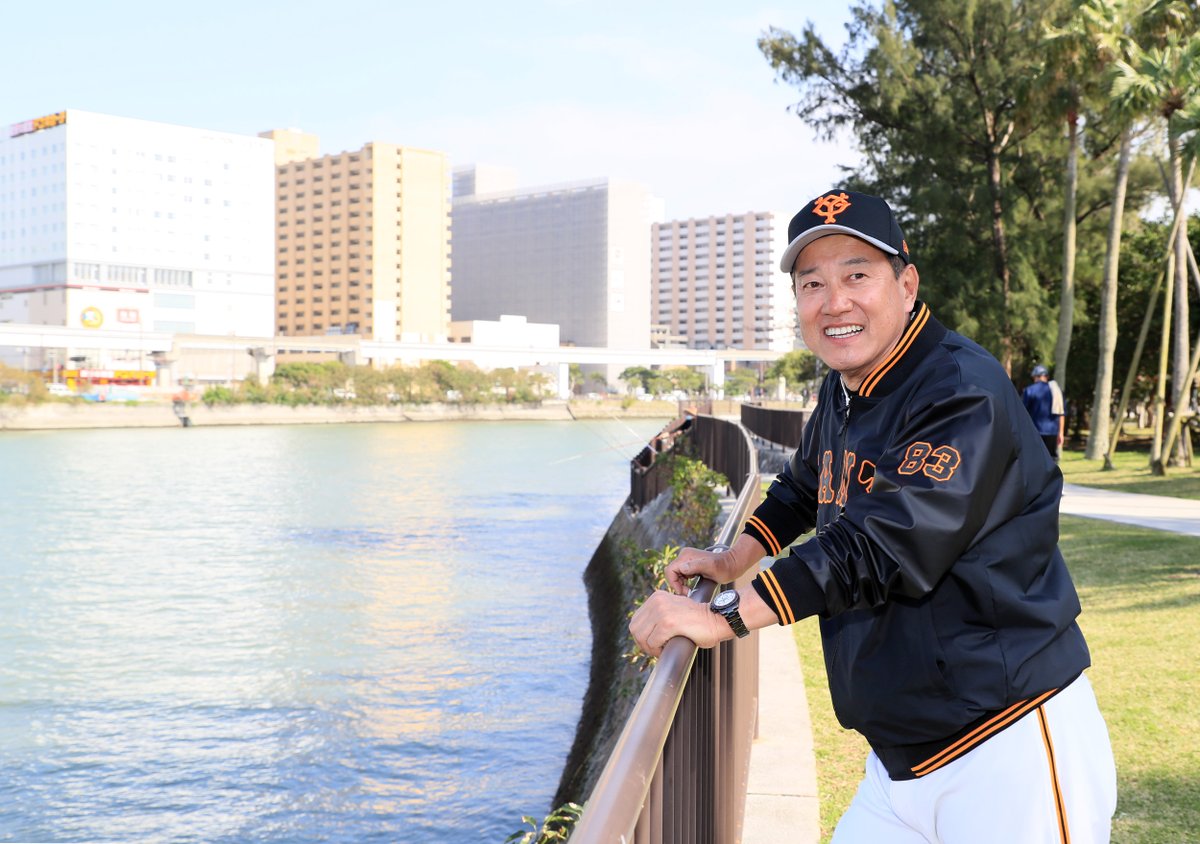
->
[740,403,808,450]
[571,416,760,843]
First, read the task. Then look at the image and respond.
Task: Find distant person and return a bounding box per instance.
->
[1023,364,1065,459]
[630,190,1114,842]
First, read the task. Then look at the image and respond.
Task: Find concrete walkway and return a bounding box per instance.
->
[1060,482,1200,537]
[742,623,821,843]
[740,483,1200,844]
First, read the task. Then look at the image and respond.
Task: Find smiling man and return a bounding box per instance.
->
[630,191,1117,843]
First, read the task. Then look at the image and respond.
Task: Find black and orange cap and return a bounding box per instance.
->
[780,190,911,273]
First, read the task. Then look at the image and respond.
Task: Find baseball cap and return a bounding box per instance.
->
[1032,364,1049,377]
[779,190,911,273]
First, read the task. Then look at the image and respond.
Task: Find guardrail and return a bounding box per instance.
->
[740,402,808,450]
[570,416,760,843]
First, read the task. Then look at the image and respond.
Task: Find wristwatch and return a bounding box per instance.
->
[710,589,750,638]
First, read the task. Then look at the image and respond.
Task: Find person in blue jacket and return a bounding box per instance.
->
[1023,364,1066,459]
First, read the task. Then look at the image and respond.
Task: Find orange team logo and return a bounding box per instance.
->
[812,192,852,224]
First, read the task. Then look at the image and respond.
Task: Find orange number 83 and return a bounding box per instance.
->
[897,442,962,482]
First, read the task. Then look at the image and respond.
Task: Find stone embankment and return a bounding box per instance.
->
[0,398,682,430]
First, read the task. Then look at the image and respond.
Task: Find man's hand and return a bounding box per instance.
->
[664,534,767,595]
[629,590,726,658]
[665,546,731,595]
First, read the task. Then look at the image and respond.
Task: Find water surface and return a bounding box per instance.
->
[0,418,664,842]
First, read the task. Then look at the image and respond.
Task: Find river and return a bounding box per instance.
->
[0,418,666,843]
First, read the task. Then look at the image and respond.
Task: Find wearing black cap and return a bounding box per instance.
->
[779,190,911,273]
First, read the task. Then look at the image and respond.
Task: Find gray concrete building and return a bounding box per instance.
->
[451,169,663,358]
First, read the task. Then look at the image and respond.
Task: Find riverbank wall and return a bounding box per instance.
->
[0,398,690,430]
[553,488,681,808]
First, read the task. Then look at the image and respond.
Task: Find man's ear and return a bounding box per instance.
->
[901,263,919,309]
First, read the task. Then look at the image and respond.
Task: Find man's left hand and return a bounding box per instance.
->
[629,590,726,658]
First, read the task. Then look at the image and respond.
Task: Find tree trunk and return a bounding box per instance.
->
[1168,131,1190,466]
[1151,248,1177,475]
[1086,127,1133,461]
[1053,112,1080,392]
[987,149,1013,375]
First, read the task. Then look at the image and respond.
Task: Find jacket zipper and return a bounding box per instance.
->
[837,377,852,516]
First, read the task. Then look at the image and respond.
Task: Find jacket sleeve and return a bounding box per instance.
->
[751,383,1024,624]
[741,410,821,558]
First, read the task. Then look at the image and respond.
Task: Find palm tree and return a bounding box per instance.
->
[1110,16,1200,470]
[1158,122,1200,465]
[1078,0,1150,460]
[1041,0,1113,393]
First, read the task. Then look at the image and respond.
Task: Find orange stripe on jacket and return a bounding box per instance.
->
[861,306,930,397]
[911,689,1057,777]
[758,568,796,625]
[746,515,781,556]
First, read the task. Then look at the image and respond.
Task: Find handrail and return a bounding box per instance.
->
[569,418,760,843]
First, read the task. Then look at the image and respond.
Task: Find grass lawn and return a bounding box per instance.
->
[1060,443,1200,500]
[793,515,1200,842]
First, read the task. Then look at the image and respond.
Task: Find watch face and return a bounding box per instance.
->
[713,590,737,610]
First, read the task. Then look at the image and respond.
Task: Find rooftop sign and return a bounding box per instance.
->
[10,111,67,138]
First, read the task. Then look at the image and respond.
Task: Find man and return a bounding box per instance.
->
[630,191,1116,843]
[1023,364,1066,459]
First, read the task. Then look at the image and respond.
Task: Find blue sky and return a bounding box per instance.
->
[5,1,858,220]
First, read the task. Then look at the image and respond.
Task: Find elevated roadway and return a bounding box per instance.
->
[0,322,786,395]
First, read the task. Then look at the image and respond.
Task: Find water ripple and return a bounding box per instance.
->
[0,419,666,843]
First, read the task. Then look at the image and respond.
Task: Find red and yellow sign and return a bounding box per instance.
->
[60,369,155,389]
[9,111,67,138]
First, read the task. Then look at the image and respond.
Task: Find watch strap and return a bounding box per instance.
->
[713,595,750,638]
[722,607,750,638]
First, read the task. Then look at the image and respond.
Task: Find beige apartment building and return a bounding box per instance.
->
[262,129,451,342]
[652,211,796,353]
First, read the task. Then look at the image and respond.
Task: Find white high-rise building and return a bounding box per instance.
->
[451,169,664,358]
[0,109,275,362]
[652,211,796,352]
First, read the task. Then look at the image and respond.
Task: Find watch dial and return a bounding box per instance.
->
[714,591,735,609]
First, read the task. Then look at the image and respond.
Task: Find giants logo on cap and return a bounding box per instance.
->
[812,192,852,224]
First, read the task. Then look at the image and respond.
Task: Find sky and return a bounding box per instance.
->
[3,1,860,221]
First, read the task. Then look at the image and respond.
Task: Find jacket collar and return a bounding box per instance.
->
[855,300,947,399]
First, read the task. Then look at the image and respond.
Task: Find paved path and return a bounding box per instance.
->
[1060,483,1200,537]
[741,483,1200,843]
[742,623,821,843]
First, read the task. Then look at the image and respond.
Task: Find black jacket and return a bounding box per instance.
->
[744,302,1090,779]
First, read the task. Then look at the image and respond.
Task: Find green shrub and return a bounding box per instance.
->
[660,452,728,548]
[201,385,237,407]
[503,802,583,844]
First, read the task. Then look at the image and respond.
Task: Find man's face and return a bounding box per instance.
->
[792,234,919,391]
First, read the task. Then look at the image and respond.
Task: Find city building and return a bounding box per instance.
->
[450,168,664,370]
[264,130,451,343]
[0,108,275,374]
[652,211,796,353]
[448,313,559,348]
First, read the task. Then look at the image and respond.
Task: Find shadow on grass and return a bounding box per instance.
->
[1112,769,1200,844]
[1059,516,1200,592]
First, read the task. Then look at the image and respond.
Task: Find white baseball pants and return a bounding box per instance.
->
[832,674,1117,844]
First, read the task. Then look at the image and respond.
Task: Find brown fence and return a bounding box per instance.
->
[570,416,760,844]
[631,413,757,511]
[630,445,673,512]
[740,402,808,449]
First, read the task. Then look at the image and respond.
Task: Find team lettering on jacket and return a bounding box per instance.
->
[818,442,962,506]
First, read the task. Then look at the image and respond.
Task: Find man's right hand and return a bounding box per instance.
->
[665,534,768,594]
[665,546,730,595]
